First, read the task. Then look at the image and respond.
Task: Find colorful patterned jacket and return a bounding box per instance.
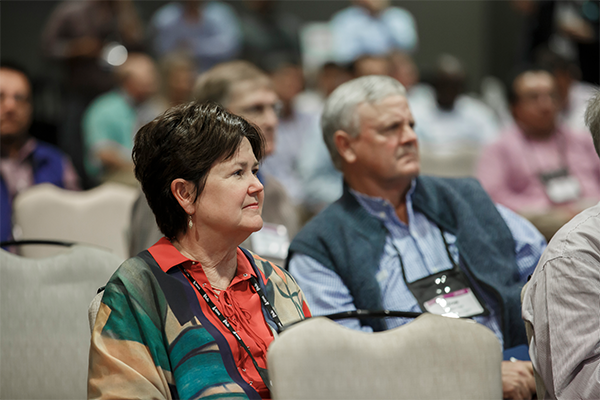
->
[88,247,310,399]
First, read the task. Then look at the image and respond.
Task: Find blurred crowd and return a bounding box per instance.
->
[2,0,599,248]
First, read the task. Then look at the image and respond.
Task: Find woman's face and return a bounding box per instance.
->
[193,137,264,237]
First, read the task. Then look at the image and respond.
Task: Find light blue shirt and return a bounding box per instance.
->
[330,5,418,64]
[289,181,547,347]
[149,1,241,73]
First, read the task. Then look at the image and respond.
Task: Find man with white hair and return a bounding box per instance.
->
[287,75,546,399]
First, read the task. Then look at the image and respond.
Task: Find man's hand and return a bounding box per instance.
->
[501,360,536,399]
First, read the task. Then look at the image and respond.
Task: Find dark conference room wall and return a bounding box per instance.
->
[1,0,526,93]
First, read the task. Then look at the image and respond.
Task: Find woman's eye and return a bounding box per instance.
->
[252,168,259,175]
[233,169,243,176]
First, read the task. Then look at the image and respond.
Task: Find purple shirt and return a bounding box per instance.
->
[476,124,600,213]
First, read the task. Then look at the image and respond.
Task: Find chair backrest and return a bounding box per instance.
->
[12,182,138,259]
[0,245,123,399]
[268,313,503,400]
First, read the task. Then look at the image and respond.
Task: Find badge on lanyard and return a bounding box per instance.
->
[396,227,489,318]
[250,223,290,260]
[539,167,581,204]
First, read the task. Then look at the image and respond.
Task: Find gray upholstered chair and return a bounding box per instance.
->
[12,182,138,259]
[267,313,503,400]
[0,245,122,399]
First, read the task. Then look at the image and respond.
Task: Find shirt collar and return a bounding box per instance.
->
[350,179,417,225]
[148,237,257,280]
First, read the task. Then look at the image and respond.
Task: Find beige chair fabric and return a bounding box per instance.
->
[521,282,547,398]
[268,314,503,400]
[12,182,138,259]
[0,245,123,399]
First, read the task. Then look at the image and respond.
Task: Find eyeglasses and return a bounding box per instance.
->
[0,92,31,105]
[239,101,283,119]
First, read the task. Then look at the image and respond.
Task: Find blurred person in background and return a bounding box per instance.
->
[329,0,418,65]
[130,61,300,266]
[42,0,144,188]
[0,62,80,244]
[136,51,197,126]
[477,67,600,240]
[148,0,241,74]
[410,54,499,166]
[89,101,311,399]
[82,53,159,187]
[238,0,302,72]
[294,62,352,215]
[261,61,318,213]
[350,54,392,78]
[536,46,598,134]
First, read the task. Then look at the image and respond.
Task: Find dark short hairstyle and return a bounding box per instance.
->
[132,101,265,239]
[506,64,553,105]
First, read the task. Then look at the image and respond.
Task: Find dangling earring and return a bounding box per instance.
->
[188,215,193,229]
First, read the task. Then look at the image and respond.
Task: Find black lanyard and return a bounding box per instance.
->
[394,225,489,317]
[177,265,281,391]
[395,225,460,283]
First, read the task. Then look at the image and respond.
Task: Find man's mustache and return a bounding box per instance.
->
[397,145,418,158]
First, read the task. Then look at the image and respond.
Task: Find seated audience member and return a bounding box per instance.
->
[410,54,499,159]
[537,47,598,135]
[522,90,600,399]
[477,67,600,240]
[88,101,311,399]
[329,0,418,64]
[261,62,319,210]
[82,53,159,186]
[238,0,302,72]
[41,0,144,188]
[351,54,392,78]
[136,51,196,126]
[389,50,435,108]
[130,61,300,266]
[287,75,545,399]
[294,62,351,214]
[0,62,80,243]
[148,0,241,73]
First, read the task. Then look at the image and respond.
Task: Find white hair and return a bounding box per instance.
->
[585,90,600,158]
[321,75,407,170]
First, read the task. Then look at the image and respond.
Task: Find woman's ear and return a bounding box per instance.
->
[334,130,357,164]
[171,179,196,215]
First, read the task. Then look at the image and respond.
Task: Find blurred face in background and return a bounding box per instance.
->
[0,68,32,139]
[354,0,390,14]
[512,71,558,139]
[227,80,280,156]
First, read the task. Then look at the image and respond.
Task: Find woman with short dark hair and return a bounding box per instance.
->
[88,101,311,400]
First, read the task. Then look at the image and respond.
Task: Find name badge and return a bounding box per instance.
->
[250,223,290,260]
[423,288,485,318]
[540,168,581,204]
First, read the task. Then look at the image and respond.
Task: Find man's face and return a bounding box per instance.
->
[227,81,279,156]
[345,95,419,187]
[0,68,32,138]
[512,71,558,138]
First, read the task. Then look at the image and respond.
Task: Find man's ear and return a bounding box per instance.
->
[171,179,196,215]
[334,130,357,164]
